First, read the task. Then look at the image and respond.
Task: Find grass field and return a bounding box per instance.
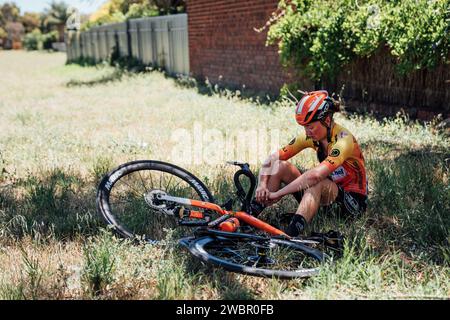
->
[0,50,448,299]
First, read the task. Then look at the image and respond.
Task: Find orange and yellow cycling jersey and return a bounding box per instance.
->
[278,123,368,196]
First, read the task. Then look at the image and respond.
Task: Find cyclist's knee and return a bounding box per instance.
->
[271,160,290,178]
[278,160,301,180]
[306,180,324,191]
[311,179,338,204]
[305,179,335,196]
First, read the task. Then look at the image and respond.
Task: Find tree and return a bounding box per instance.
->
[43,1,69,42]
[21,12,41,33]
[118,0,147,14]
[153,0,185,14]
[125,2,158,19]
[88,0,126,26]
[0,2,20,26]
[5,21,24,49]
[86,0,186,28]
[0,3,22,49]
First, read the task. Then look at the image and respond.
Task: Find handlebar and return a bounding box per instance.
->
[226,161,257,212]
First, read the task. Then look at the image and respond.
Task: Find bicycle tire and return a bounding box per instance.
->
[187,234,325,279]
[96,160,215,243]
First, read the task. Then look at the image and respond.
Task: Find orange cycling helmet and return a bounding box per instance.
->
[295,90,335,126]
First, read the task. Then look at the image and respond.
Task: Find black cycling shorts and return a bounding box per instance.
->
[292,185,367,219]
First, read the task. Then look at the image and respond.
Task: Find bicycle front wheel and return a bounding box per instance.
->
[96,160,215,243]
[188,235,324,279]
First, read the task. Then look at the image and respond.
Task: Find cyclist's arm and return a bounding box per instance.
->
[259,132,313,185]
[272,164,332,198]
[320,133,354,173]
[272,135,354,198]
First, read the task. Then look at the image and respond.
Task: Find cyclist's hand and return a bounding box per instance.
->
[268,191,282,203]
[255,185,270,204]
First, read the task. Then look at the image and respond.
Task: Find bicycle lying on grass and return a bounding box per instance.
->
[96,160,343,279]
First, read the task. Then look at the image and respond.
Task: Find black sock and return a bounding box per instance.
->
[285,215,307,237]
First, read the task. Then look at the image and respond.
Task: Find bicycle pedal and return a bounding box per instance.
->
[323,230,344,250]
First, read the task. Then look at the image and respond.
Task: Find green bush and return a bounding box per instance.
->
[23,28,43,51]
[81,230,119,296]
[267,0,450,82]
[42,31,58,50]
[125,3,159,19]
[23,30,59,51]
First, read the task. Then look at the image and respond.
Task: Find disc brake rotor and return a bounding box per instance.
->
[144,190,175,215]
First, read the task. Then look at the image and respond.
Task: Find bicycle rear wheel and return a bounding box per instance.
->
[188,234,324,278]
[96,160,215,243]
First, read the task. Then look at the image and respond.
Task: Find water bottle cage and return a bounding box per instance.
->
[207,214,232,228]
[177,206,211,226]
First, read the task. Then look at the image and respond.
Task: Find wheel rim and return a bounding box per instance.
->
[191,237,322,278]
[102,166,212,242]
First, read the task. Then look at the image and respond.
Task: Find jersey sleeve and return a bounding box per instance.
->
[278,131,314,161]
[320,132,354,171]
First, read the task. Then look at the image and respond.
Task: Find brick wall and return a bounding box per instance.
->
[187,0,305,94]
[187,0,449,119]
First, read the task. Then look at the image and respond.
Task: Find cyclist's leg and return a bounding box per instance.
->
[295,178,338,223]
[251,161,302,215]
[265,161,302,205]
[252,161,301,209]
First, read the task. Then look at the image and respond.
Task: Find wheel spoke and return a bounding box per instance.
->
[116,177,144,199]
[166,173,174,193]
[197,238,321,276]
[159,172,164,190]
[148,170,155,190]
[98,162,212,243]
[137,170,149,193]
[109,197,141,206]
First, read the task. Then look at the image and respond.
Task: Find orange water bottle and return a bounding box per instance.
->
[218,217,240,232]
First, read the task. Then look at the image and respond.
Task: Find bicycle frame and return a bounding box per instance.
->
[158,194,289,237]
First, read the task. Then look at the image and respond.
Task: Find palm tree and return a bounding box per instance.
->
[43,1,69,41]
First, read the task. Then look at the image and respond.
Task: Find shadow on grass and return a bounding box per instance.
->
[67,55,278,104]
[0,168,103,242]
[66,69,125,87]
[366,145,449,263]
[182,251,255,300]
[174,74,279,106]
[65,54,149,88]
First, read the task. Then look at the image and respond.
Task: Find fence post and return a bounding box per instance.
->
[79,32,84,59]
[126,20,132,58]
[137,21,142,61]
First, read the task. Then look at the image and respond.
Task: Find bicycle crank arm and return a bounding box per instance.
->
[158,194,226,215]
[157,194,192,206]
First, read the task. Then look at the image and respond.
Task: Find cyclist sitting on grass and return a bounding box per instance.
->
[254,90,368,237]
